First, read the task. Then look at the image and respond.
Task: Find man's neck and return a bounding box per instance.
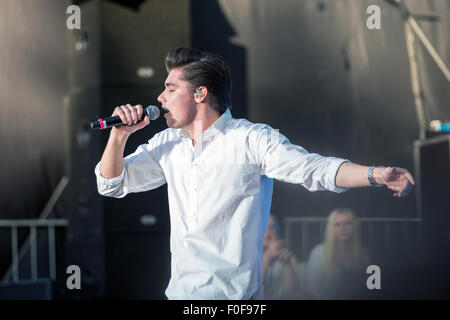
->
[185,106,221,145]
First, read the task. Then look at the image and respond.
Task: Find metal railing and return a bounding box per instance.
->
[1,219,68,282]
[283,217,423,261]
[1,176,69,283]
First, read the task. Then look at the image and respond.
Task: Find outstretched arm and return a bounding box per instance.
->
[335,162,415,197]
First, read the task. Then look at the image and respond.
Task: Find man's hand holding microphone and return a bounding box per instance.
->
[111,104,151,136]
[97,104,159,179]
[90,103,160,135]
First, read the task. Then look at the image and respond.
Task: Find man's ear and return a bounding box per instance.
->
[194,86,207,102]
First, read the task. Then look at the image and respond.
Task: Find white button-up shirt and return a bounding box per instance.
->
[95,109,349,299]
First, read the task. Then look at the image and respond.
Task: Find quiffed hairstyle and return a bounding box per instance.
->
[165,48,232,114]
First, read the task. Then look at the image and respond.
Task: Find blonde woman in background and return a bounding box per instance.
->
[306,208,369,299]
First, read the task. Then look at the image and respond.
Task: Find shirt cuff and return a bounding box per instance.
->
[328,158,350,193]
[94,161,125,187]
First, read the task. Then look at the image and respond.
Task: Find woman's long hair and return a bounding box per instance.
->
[323,208,366,290]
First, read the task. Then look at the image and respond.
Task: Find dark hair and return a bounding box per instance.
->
[165,48,232,114]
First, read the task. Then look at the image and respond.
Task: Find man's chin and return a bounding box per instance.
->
[165,119,179,128]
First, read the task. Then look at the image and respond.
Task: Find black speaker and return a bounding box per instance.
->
[414,135,450,255]
[63,87,106,298]
[65,0,191,298]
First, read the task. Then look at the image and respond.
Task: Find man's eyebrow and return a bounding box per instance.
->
[165,82,177,87]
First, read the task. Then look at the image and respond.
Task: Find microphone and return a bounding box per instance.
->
[90,105,160,130]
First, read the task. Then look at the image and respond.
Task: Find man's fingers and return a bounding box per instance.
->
[396,168,415,186]
[394,182,413,197]
[388,181,404,188]
[126,104,138,124]
[393,182,412,193]
[394,191,404,197]
[136,104,143,119]
[403,181,414,194]
[109,104,149,135]
[114,106,128,124]
[121,105,133,125]
[405,172,415,185]
[118,104,148,125]
[137,116,150,129]
[388,185,402,192]
[130,106,138,124]
[111,104,148,126]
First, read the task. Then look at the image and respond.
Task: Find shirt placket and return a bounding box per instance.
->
[187,140,201,231]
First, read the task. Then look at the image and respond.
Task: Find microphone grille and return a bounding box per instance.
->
[145,105,160,120]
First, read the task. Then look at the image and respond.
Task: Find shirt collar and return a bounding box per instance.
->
[211,108,232,134]
[177,108,232,139]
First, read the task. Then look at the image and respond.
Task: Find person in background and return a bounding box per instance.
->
[263,214,299,299]
[306,208,369,299]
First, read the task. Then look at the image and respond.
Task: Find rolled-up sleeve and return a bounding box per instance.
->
[95,163,126,197]
[95,134,167,198]
[252,125,349,193]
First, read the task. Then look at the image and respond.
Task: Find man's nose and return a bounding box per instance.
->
[157,92,164,104]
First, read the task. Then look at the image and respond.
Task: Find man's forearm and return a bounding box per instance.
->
[99,131,130,179]
[335,161,383,189]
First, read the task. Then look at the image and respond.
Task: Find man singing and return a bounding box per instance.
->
[95,48,415,300]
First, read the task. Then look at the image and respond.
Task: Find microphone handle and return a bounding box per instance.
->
[90,111,147,130]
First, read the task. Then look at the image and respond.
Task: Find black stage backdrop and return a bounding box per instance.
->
[0,0,449,298]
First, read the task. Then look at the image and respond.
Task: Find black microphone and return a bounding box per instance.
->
[90,105,160,130]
